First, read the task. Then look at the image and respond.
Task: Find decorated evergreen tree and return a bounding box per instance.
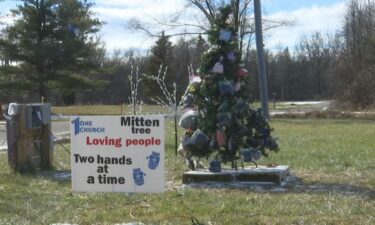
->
[178,6,279,172]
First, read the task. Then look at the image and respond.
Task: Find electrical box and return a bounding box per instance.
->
[25,104,51,129]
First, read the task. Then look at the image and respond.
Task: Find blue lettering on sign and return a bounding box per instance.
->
[71,117,105,136]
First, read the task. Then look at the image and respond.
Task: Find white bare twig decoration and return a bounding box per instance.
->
[129,62,142,115]
[143,64,177,116]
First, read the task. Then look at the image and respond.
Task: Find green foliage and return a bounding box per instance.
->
[0,0,104,100]
[179,5,278,168]
[143,31,175,102]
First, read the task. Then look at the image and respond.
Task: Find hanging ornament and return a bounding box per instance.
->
[227,51,236,62]
[182,138,194,153]
[219,80,234,96]
[189,74,202,84]
[218,100,230,112]
[240,148,262,162]
[182,133,210,158]
[234,115,243,127]
[219,29,232,42]
[238,126,250,136]
[211,62,224,74]
[261,127,271,136]
[216,129,226,146]
[209,134,217,148]
[216,112,232,127]
[262,136,279,150]
[190,129,210,149]
[225,17,231,25]
[234,82,241,92]
[181,93,194,108]
[179,110,199,130]
[232,98,248,114]
[209,160,222,172]
[252,149,262,161]
[228,136,234,152]
[178,142,190,158]
[187,82,200,93]
[236,68,249,78]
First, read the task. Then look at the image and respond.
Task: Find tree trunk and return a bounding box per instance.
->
[39,82,48,102]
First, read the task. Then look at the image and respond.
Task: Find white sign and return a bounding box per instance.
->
[70,115,165,193]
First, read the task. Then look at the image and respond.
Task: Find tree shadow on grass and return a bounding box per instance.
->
[281,175,375,200]
[182,173,375,200]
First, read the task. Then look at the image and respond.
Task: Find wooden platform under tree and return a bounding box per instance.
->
[182,165,290,185]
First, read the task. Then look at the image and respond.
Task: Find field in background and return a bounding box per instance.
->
[51,102,375,121]
[52,101,328,115]
[51,101,331,115]
[0,115,374,224]
[52,104,172,116]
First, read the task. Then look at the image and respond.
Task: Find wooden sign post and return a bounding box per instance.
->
[0,103,3,120]
[6,103,52,172]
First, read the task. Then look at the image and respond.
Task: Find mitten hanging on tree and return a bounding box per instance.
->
[179,110,199,130]
[216,128,226,147]
[227,51,236,62]
[234,81,241,92]
[219,80,234,96]
[219,29,232,42]
[235,67,249,78]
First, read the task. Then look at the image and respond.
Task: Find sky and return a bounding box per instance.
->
[0,0,347,54]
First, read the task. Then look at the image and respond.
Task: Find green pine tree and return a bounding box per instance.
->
[179,5,279,171]
[0,0,104,101]
[143,31,174,103]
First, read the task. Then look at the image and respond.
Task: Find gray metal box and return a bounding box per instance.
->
[25,103,51,129]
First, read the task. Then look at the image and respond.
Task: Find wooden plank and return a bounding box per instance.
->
[40,123,53,169]
[182,165,289,185]
[11,104,53,172]
[0,103,3,120]
[16,106,30,171]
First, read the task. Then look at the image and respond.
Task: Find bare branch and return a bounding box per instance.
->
[142,65,176,109]
[188,0,214,25]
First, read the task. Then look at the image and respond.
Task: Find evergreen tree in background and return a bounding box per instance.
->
[0,0,104,102]
[144,31,174,102]
[178,6,279,171]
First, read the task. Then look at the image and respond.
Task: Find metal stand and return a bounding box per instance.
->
[182,165,289,185]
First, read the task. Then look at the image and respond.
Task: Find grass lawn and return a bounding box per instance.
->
[0,118,374,225]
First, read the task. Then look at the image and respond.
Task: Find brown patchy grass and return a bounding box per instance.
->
[0,115,374,224]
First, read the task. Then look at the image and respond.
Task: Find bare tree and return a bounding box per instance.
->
[127,0,290,58]
[297,32,332,98]
[336,0,375,108]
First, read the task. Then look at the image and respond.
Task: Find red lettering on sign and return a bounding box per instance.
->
[125,137,161,147]
[86,136,122,148]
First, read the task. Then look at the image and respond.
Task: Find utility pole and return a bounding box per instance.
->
[254,0,269,119]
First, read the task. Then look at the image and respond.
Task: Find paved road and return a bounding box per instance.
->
[0,101,335,145]
[0,120,70,145]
